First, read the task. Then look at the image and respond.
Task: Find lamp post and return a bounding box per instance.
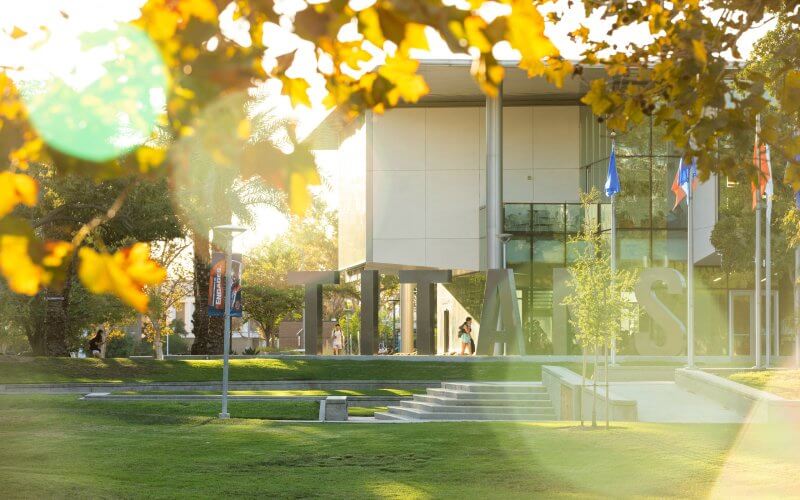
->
[499,233,513,269]
[213,224,246,419]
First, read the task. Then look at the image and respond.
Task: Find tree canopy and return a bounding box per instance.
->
[1,0,800,310]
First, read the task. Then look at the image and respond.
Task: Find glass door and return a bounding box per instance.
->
[728,290,779,359]
[728,291,753,357]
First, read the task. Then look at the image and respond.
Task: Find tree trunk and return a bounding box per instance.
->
[149,313,164,360]
[190,233,216,354]
[26,294,46,355]
[580,346,586,427]
[42,291,69,356]
[604,344,609,430]
[39,252,80,357]
[592,343,598,428]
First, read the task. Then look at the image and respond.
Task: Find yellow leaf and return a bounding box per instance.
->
[402,23,429,52]
[9,138,43,169]
[280,76,312,108]
[336,42,372,71]
[464,16,491,53]
[146,8,180,41]
[288,170,321,216]
[135,146,166,173]
[358,8,384,47]
[236,118,252,140]
[10,26,27,39]
[78,243,166,312]
[178,0,218,23]
[0,172,38,218]
[180,45,200,62]
[0,236,45,295]
[506,0,558,77]
[378,55,429,105]
[42,241,73,268]
[581,79,620,117]
[692,39,707,66]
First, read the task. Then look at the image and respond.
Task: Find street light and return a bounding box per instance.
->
[499,233,513,268]
[213,224,246,419]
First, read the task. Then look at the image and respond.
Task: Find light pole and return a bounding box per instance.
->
[499,233,513,269]
[213,224,246,419]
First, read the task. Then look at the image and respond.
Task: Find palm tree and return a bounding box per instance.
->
[172,89,313,354]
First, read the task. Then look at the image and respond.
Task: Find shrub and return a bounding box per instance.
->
[105,330,135,358]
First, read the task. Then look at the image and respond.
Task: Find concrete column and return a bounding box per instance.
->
[399,270,453,355]
[288,271,340,355]
[486,83,503,270]
[400,283,414,353]
[359,270,379,355]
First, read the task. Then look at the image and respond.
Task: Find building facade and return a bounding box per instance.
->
[326,61,788,360]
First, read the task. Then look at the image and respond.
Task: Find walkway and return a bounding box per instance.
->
[609,381,746,423]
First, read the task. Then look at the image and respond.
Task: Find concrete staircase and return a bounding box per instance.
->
[375,382,556,421]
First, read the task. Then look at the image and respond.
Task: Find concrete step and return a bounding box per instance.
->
[401,401,554,415]
[426,388,550,401]
[414,394,550,407]
[374,411,412,421]
[384,406,556,421]
[441,382,547,394]
[413,394,552,407]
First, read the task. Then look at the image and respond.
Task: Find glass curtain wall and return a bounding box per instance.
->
[502,109,733,356]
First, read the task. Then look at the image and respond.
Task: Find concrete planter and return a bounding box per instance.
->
[675,368,800,423]
[541,365,638,422]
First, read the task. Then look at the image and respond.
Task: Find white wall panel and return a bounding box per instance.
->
[693,173,718,263]
[426,108,479,170]
[533,106,579,170]
[503,106,534,171]
[373,239,426,266]
[426,170,479,239]
[372,109,425,171]
[533,168,581,203]
[372,170,426,239]
[338,121,366,269]
[426,239,479,271]
[503,169,534,202]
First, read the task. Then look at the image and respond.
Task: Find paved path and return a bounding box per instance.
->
[0,380,439,394]
[609,381,746,423]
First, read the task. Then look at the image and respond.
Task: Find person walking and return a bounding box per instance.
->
[88,329,104,358]
[331,323,344,355]
[458,317,473,355]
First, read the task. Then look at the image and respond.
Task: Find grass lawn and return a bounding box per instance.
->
[2,395,799,498]
[348,406,388,417]
[729,370,800,399]
[0,357,553,384]
[111,389,421,397]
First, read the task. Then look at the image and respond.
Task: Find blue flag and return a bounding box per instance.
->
[605,143,620,197]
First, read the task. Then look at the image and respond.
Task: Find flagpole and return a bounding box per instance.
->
[607,133,618,366]
[687,160,695,369]
[755,200,762,369]
[765,185,772,368]
[753,115,762,369]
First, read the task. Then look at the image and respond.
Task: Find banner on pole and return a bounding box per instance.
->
[208,252,243,317]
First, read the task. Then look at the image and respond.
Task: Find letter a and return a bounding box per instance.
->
[476,269,525,355]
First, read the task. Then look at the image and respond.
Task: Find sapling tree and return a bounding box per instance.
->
[563,188,638,428]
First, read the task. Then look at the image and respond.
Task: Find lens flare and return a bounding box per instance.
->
[21,24,168,163]
[169,90,316,237]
